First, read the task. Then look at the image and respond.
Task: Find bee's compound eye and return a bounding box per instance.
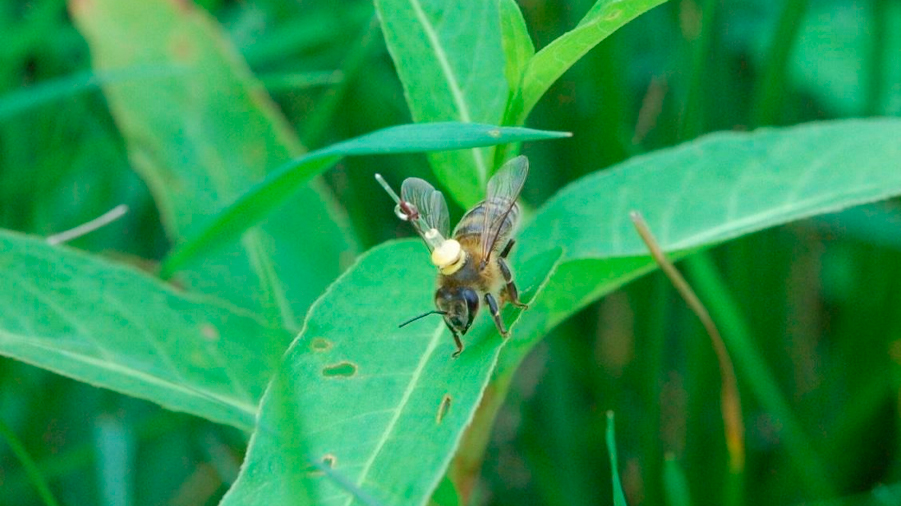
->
[461,289,479,316]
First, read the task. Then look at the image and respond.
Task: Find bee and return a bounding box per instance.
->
[375,155,529,358]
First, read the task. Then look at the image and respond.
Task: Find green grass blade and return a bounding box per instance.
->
[509,0,667,126]
[374,0,509,206]
[605,412,628,506]
[0,230,290,431]
[0,417,61,506]
[0,67,183,120]
[750,0,810,127]
[663,454,692,506]
[684,253,829,495]
[221,242,564,505]
[71,0,357,328]
[160,123,570,277]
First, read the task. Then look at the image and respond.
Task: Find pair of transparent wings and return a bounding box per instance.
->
[400,155,528,263]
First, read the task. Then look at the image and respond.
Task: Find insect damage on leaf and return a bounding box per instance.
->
[310,337,333,352]
[322,361,357,378]
[436,394,452,424]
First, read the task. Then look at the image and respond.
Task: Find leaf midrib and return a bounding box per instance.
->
[344,322,445,505]
[407,0,489,186]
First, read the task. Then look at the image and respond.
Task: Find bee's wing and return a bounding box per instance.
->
[479,155,529,262]
[401,177,450,250]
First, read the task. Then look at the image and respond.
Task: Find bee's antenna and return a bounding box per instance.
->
[398,310,447,328]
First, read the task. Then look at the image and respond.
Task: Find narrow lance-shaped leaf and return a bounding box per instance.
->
[0,230,290,431]
[374,0,509,206]
[499,0,535,92]
[71,0,356,330]
[221,241,563,506]
[507,0,667,125]
[161,123,570,276]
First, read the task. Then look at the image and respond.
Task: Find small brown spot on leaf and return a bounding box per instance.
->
[604,8,623,21]
[200,324,220,341]
[308,453,338,477]
[310,337,332,352]
[322,362,357,378]
[169,32,196,63]
[436,394,452,424]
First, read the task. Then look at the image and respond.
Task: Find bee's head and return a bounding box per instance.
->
[435,286,479,335]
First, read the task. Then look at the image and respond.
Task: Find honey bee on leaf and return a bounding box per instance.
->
[375,155,530,358]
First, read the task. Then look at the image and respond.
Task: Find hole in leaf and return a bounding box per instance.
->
[310,337,332,352]
[322,361,357,378]
[436,394,452,424]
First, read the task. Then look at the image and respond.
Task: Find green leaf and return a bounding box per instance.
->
[499,0,535,92]
[0,230,290,431]
[221,241,563,506]
[506,119,901,370]
[508,0,667,125]
[450,119,901,501]
[71,0,357,329]
[161,123,571,276]
[374,0,509,206]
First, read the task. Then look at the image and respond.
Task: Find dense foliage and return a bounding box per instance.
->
[1,0,899,505]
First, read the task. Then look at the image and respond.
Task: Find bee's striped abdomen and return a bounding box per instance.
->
[453,197,520,253]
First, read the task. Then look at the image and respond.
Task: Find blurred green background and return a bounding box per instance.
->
[2,0,900,504]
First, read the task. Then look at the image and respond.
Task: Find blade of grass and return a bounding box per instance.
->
[605,411,628,506]
[631,212,745,505]
[0,417,61,506]
[301,15,382,148]
[258,70,343,94]
[94,415,133,506]
[160,123,570,277]
[865,0,889,115]
[0,66,186,120]
[683,252,833,496]
[509,0,666,126]
[750,0,810,127]
[663,454,692,506]
[678,0,718,141]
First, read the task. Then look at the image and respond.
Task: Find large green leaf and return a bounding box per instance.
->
[71,0,356,330]
[452,118,901,500]
[220,119,901,504]
[507,0,667,125]
[0,230,289,431]
[505,118,901,374]
[374,0,509,206]
[221,241,563,505]
[161,123,570,276]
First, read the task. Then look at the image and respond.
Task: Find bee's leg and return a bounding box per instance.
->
[497,256,529,309]
[499,239,516,259]
[484,293,509,337]
[448,325,464,358]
